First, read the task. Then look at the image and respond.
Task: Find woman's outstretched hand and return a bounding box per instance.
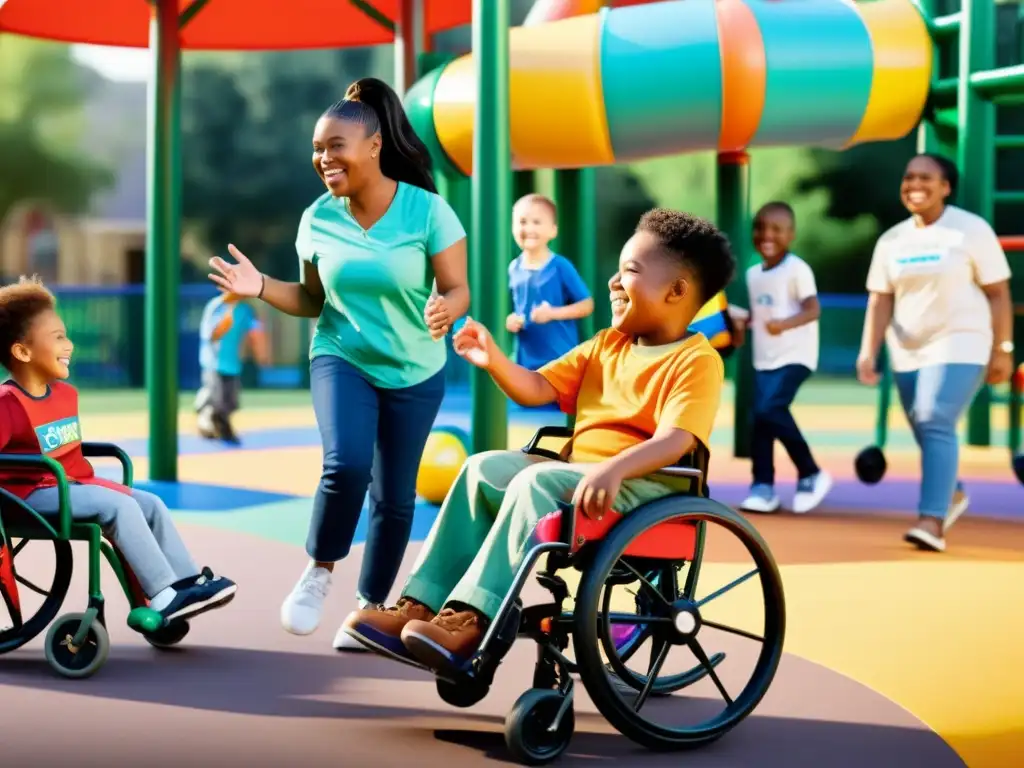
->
[209,244,264,298]
[453,317,495,369]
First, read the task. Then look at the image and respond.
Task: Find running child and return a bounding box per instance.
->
[195,292,268,444]
[338,209,734,670]
[0,277,237,623]
[506,194,594,370]
[737,202,831,514]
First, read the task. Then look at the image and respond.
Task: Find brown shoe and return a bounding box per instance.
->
[401,607,487,672]
[341,598,436,663]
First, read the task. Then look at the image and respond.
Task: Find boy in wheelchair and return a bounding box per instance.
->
[341,209,734,673]
[0,277,237,623]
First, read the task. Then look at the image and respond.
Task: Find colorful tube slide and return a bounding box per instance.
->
[406,0,933,175]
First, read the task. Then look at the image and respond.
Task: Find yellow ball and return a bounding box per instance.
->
[416,429,469,504]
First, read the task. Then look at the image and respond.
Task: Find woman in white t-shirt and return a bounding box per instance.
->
[857,153,1013,552]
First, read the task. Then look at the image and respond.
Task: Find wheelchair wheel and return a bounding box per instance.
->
[504,688,575,765]
[573,497,785,751]
[145,620,190,650]
[44,611,110,679]
[0,538,73,655]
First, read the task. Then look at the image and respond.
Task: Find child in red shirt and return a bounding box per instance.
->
[0,277,236,623]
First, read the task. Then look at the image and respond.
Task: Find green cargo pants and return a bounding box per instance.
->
[402,449,676,620]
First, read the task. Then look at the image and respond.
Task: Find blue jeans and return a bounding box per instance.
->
[308,355,445,605]
[894,363,985,520]
[752,365,820,486]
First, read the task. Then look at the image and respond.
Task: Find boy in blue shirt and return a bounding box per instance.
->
[195,293,268,444]
[506,194,594,371]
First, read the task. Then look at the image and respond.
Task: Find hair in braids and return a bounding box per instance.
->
[323,78,437,193]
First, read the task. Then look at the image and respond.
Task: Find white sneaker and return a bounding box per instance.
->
[739,485,781,514]
[904,525,946,552]
[943,489,969,534]
[333,624,371,652]
[281,564,332,635]
[792,471,833,514]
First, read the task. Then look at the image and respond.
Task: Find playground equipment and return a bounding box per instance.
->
[406,0,933,455]
[394,425,785,765]
[416,426,470,504]
[0,445,207,678]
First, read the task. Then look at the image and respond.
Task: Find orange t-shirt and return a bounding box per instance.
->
[538,329,724,463]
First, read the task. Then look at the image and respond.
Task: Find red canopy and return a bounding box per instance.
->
[0,0,473,50]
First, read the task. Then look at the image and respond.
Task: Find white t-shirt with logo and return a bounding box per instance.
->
[866,205,1011,372]
[746,254,819,372]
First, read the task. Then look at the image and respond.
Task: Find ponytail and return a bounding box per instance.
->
[323,78,437,193]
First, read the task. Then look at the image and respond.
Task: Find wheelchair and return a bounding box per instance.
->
[0,444,193,679]
[397,426,786,765]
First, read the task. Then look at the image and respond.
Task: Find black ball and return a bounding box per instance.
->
[855,446,887,485]
[1012,453,1024,486]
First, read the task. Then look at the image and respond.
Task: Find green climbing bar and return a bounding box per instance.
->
[469,0,511,454]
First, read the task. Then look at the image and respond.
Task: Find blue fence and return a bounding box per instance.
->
[10,285,870,390]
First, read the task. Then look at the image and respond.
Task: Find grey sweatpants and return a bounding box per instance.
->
[25,485,198,597]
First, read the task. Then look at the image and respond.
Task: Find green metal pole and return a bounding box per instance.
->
[874,346,892,448]
[551,169,598,340]
[959,0,995,447]
[145,0,182,482]
[470,0,511,453]
[717,152,753,459]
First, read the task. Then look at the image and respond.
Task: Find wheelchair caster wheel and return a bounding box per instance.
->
[44,612,110,679]
[145,620,190,649]
[436,676,488,708]
[504,689,574,766]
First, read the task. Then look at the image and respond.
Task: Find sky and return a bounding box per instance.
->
[72,44,151,82]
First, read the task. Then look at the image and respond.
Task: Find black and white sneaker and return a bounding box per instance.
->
[159,571,237,623]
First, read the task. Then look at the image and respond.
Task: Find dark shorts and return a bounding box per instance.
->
[195,371,240,416]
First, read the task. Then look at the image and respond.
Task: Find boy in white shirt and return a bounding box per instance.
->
[736,202,832,513]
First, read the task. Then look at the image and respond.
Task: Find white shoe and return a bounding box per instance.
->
[792,471,833,514]
[904,525,946,552]
[739,485,781,513]
[281,564,332,635]
[943,489,969,534]
[333,624,370,652]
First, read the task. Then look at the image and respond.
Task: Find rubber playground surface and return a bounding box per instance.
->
[2,381,1022,768]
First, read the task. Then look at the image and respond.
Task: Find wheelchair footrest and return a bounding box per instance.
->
[126,607,166,635]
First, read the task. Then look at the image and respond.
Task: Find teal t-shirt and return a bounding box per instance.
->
[296,182,467,389]
[199,297,261,376]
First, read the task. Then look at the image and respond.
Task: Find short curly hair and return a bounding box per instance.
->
[0,276,57,369]
[636,209,736,303]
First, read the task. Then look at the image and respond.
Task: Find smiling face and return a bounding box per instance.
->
[607,231,691,343]
[10,309,73,381]
[900,155,950,219]
[512,199,558,253]
[752,207,794,267]
[311,115,381,198]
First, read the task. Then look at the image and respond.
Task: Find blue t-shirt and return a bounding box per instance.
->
[297,183,466,389]
[508,253,591,371]
[199,297,261,376]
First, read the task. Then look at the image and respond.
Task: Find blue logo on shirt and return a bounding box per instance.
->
[35,416,82,454]
[755,294,774,306]
[895,253,941,266]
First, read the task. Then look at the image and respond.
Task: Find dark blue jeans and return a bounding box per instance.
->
[308,355,445,605]
[752,364,819,486]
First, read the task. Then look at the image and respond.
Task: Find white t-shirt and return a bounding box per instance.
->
[745,254,819,372]
[866,205,1011,372]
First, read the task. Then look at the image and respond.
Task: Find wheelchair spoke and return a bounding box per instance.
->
[695,568,758,609]
[606,612,672,626]
[702,618,764,643]
[11,538,28,557]
[15,573,48,597]
[633,639,670,712]
[688,638,732,705]
[619,561,673,609]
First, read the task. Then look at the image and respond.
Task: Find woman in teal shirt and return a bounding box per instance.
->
[209,78,468,651]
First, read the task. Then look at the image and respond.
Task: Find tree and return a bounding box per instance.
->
[0,37,112,228]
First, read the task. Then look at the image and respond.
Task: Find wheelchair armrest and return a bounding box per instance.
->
[521,425,574,461]
[0,453,71,539]
[652,465,703,481]
[82,443,134,488]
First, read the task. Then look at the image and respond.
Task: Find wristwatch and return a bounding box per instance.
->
[997,340,1015,354]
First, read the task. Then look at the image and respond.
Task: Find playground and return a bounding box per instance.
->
[2,0,1024,766]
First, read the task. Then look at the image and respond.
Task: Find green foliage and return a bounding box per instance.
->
[0,36,113,226]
